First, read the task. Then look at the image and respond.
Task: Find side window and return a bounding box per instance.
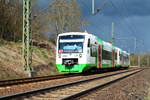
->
[102,49,112,60]
[115,52,117,60]
[127,55,129,61]
[88,39,90,47]
[119,53,122,60]
[91,46,97,57]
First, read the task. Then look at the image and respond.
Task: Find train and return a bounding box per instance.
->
[56,32,130,73]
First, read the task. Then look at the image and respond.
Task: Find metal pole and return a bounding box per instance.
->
[138,54,140,67]
[116,37,136,53]
[148,56,150,67]
[147,56,149,67]
[134,38,136,53]
[23,0,33,77]
[92,0,95,15]
[112,22,115,45]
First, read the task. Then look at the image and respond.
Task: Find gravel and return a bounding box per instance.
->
[25,70,138,100]
[0,68,135,97]
[78,68,150,100]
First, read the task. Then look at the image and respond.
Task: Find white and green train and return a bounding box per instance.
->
[56,32,130,73]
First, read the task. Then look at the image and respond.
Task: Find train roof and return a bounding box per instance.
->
[58,32,129,54]
[58,32,88,36]
[102,41,112,51]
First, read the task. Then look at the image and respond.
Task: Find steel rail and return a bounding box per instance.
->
[62,69,143,100]
[0,68,136,87]
[0,68,142,100]
[0,74,80,87]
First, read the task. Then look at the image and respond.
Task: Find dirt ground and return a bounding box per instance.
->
[0,42,58,80]
[79,68,150,100]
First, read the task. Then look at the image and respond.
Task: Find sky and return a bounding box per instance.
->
[37,0,150,53]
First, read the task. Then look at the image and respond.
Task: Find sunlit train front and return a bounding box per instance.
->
[56,32,93,73]
[56,32,130,73]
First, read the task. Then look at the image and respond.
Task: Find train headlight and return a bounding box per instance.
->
[79,54,82,58]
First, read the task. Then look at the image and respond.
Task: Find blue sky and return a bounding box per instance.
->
[37,0,150,53]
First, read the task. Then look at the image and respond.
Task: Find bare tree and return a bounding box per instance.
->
[0,0,87,44]
[47,0,86,35]
[0,0,22,41]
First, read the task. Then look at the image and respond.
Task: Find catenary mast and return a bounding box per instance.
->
[23,0,33,77]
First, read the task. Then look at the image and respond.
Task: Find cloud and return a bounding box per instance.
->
[38,0,150,52]
[78,0,150,17]
[102,0,150,17]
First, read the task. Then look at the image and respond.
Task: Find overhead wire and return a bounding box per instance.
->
[121,0,141,52]
[108,0,136,37]
[121,0,143,52]
[80,0,131,42]
[122,0,137,35]
[80,0,116,39]
[104,0,139,52]
[79,0,107,37]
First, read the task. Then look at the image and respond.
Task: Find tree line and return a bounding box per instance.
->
[0,0,22,41]
[130,53,150,67]
[0,0,86,43]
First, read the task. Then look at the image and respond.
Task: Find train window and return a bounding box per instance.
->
[119,53,122,60]
[120,55,122,60]
[59,35,85,40]
[88,39,90,47]
[127,55,129,59]
[115,52,117,60]
[91,46,97,57]
[59,42,83,53]
[102,49,112,60]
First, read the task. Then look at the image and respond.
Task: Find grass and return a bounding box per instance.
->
[0,41,57,80]
[41,50,49,59]
[145,88,150,100]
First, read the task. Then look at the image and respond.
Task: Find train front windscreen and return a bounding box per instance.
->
[58,35,85,53]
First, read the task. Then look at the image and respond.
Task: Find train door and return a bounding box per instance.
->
[97,45,102,69]
[112,50,115,67]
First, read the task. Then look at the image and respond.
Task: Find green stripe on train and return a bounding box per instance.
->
[115,64,121,67]
[56,64,97,73]
[102,64,112,68]
[56,63,123,73]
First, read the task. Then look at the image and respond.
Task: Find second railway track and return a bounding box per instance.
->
[0,68,144,100]
[0,74,80,87]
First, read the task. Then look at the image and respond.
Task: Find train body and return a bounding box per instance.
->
[56,32,130,73]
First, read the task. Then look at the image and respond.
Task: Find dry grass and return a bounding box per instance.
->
[145,88,150,100]
[0,42,58,80]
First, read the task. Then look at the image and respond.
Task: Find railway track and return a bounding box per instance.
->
[0,74,80,87]
[0,68,143,100]
[0,67,135,87]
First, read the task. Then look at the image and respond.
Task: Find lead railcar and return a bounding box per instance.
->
[56,32,130,73]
